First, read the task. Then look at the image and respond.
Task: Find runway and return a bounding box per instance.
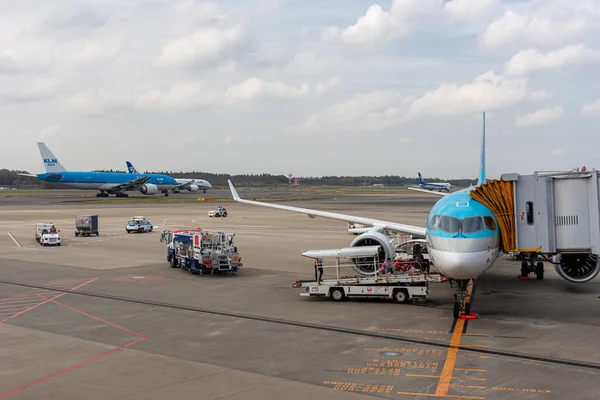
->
[0,187,598,399]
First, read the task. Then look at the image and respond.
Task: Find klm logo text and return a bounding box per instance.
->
[44,158,58,164]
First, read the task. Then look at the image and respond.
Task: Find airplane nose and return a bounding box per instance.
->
[427,235,500,280]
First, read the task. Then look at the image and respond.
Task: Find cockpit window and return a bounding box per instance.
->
[438,216,459,234]
[461,216,484,234]
[428,215,441,230]
[483,216,497,231]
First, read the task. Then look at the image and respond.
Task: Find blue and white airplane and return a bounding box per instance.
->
[227,113,501,317]
[21,143,181,197]
[413,172,452,192]
[126,161,212,194]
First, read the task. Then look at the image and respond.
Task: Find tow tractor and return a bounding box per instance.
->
[160,229,242,274]
[292,245,447,303]
[35,223,61,246]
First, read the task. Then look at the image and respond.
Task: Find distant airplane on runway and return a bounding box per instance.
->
[20,143,182,197]
[126,161,212,194]
[412,172,452,192]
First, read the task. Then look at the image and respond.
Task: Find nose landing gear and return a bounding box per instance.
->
[451,279,476,319]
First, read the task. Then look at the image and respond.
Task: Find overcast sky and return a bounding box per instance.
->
[2,0,600,179]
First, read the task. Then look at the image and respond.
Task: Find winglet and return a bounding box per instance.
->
[477,111,486,186]
[228,180,240,201]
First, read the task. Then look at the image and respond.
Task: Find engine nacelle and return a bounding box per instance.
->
[349,227,395,275]
[139,183,159,195]
[186,184,199,192]
[553,253,600,283]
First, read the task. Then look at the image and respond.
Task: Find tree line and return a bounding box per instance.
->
[0,168,476,188]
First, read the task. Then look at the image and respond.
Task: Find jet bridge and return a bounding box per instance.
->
[470,170,600,283]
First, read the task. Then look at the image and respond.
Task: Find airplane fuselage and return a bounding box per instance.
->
[37,171,180,191]
[425,190,501,280]
[420,183,451,192]
[175,178,212,190]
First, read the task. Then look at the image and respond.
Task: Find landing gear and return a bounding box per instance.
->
[115,192,129,198]
[163,191,169,197]
[96,191,109,198]
[520,254,544,280]
[450,279,475,319]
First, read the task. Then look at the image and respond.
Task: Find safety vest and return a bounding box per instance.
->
[315,258,323,267]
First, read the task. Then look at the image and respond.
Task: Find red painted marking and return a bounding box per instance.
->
[0,278,97,325]
[460,314,478,320]
[518,276,531,280]
[0,291,147,399]
[0,336,146,399]
[0,300,45,307]
[6,232,21,248]
[52,300,145,338]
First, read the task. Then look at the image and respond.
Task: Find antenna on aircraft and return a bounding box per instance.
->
[478,111,486,186]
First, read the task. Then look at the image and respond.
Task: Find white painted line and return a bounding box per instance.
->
[7,232,21,248]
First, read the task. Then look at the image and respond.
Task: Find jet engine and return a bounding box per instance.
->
[349,227,395,275]
[186,184,199,192]
[554,253,600,283]
[139,183,159,195]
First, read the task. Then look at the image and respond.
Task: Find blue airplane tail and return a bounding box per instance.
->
[418,172,425,185]
[477,112,486,186]
[126,161,138,174]
[37,142,66,173]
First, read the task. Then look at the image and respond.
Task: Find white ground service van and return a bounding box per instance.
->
[35,223,61,246]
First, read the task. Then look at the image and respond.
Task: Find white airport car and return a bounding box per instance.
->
[126,216,153,233]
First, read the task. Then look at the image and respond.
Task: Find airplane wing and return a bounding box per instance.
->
[407,186,448,197]
[228,180,426,237]
[111,176,152,190]
[18,173,38,178]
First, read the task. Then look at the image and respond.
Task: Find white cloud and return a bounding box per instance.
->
[482,1,600,48]
[39,124,62,138]
[323,0,500,44]
[407,71,528,118]
[67,88,132,116]
[515,106,564,127]
[158,25,243,68]
[134,82,220,110]
[135,76,340,110]
[581,99,600,115]
[291,91,406,134]
[225,78,310,102]
[504,45,600,76]
[529,90,554,101]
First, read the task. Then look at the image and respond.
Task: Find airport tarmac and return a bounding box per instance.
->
[0,188,599,399]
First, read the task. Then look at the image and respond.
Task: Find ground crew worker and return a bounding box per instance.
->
[314,257,324,283]
[384,258,392,274]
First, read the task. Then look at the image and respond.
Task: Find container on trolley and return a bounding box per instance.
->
[161,229,242,274]
[75,215,99,236]
[292,245,447,304]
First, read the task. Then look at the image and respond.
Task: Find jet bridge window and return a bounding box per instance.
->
[526,201,534,225]
[428,215,441,230]
[483,216,497,231]
[438,216,459,234]
[461,216,484,234]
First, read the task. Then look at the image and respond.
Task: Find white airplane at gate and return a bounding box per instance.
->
[227,113,600,318]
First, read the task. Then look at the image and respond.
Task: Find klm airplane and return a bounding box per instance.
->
[126,161,212,194]
[21,143,181,197]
